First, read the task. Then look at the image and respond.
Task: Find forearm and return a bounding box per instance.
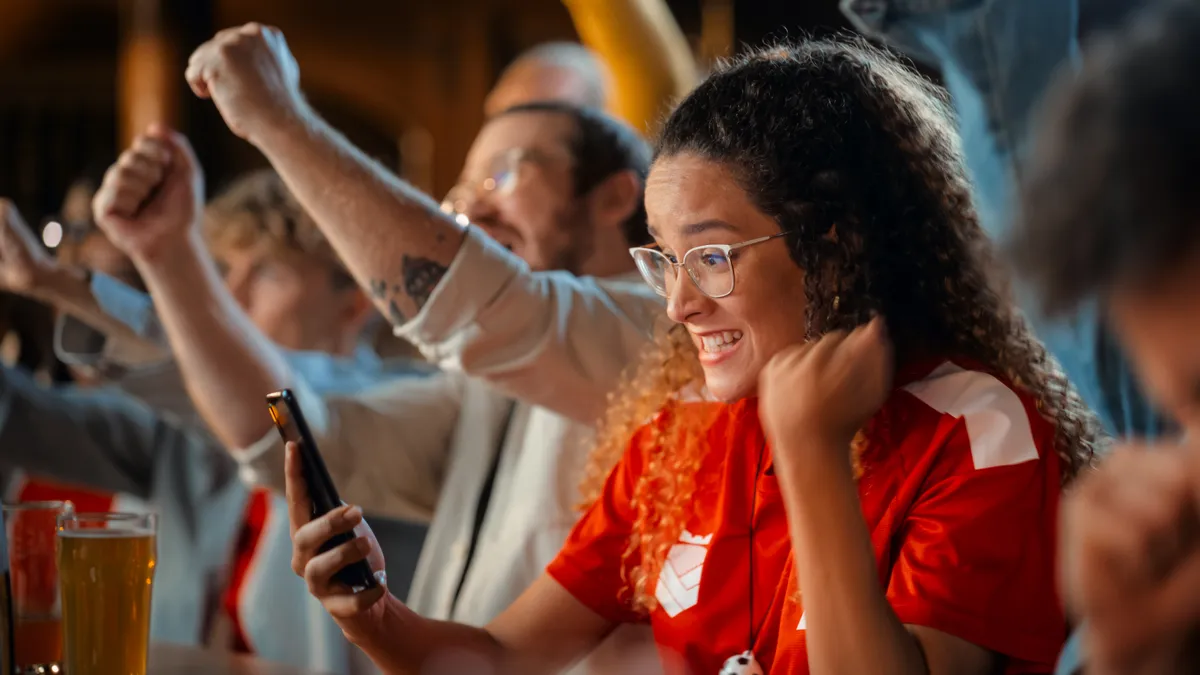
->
[31,265,166,359]
[133,233,293,448]
[254,105,465,326]
[780,445,927,675]
[348,595,511,675]
[563,0,696,133]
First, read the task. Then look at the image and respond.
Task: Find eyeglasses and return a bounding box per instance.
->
[629,232,788,299]
[439,147,559,219]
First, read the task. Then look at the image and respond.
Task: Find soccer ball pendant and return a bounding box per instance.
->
[719,650,763,675]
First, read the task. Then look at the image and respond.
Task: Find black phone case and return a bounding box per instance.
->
[266,389,377,592]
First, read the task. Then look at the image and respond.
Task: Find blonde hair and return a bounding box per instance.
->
[204,170,353,287]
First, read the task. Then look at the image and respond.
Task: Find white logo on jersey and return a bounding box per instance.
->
[797,612,806,630]
[656,530,712,617]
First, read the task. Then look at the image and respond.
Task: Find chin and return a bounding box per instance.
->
[702,370,758,403]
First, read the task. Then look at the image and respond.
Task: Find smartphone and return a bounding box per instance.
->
[266,389,376,592]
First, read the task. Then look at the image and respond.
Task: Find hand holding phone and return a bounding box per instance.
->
[267,389,377,592]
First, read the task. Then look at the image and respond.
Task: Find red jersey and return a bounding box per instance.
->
[547,358,1065,674]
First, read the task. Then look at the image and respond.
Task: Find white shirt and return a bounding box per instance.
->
[233,228,664,668]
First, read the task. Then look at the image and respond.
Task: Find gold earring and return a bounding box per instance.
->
[832,295,840,311]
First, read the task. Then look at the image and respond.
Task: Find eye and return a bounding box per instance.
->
[697,250,730,269]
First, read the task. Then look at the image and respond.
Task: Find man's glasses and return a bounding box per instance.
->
[439,147,559,219]
[628,232,788,299]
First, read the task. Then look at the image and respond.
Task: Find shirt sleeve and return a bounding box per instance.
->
[233,369,463,524]
[53,273,172,372]
[392,226,661,425]
[562,0,697,134]
[546,426,648,625]
[885,413,1066,669]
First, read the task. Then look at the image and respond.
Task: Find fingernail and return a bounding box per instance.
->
[356,537,371,553]
[343,505,362,523]
[373,570,387,587]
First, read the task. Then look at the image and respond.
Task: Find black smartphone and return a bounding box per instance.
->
[266,389,376,592]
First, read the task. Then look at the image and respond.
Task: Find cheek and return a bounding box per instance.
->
[1111,303,1200,424]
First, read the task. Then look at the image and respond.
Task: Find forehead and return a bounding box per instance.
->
[645,154,771,240]
[464,111,575,170]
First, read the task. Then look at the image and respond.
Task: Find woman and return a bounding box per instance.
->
[286,39,1097,675]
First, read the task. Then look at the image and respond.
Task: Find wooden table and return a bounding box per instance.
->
[148,644,335,675]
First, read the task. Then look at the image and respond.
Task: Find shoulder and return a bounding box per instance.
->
[887,359,1053,471]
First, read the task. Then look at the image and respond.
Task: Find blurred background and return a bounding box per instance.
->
[0,0,873,221]
[0,0,1141,377]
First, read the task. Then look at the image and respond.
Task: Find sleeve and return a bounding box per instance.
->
[545,426,648,625]
[562,0,697,134]
[885,414,1066,668]
[392,226,661,425]
[232,369,463,524]
[0,363,235,501]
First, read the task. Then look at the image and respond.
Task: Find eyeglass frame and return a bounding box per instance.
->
[628,231,789,299]
[438,146,570,217]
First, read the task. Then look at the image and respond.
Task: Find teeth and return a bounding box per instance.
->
[700,331,743,353]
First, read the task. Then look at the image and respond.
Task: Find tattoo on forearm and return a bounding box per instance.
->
[366,255,446,326]
[401,255,448,310]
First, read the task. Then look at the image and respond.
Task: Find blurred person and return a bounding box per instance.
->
[839,0,1160,672]
[285,40,1098,675]
[0,181,429,672]
[92,101,657,672]
[486,0,696,134]
[1010,1,1200,671]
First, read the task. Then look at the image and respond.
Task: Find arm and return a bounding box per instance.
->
[563,0,697,133]
[91,128,297,450]
[0,200,168,364]
[287,445,614,674]
[0,363,234,501]
[185,27,661,424]
[780,442,994,674]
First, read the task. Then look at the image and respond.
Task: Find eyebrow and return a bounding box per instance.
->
[647,219,739,240]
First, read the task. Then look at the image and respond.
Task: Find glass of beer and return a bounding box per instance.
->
[56,512,157,675]
[2,501,73,673]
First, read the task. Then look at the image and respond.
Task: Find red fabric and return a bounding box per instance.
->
[16,479,116,515]
[547,358,1065,675]
[222,487,272,653]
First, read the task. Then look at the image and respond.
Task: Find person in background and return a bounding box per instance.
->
[486,0,697,135]
[0,176,429,673]
[287,39,1097,675]
[1010,1,1200,671]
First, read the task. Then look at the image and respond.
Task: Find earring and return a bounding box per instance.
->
[832,295,840,311]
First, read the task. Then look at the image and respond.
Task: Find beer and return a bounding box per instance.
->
[57,514,156,675]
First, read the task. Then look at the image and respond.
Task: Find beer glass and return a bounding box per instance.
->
[56,512,156,675]
[2,501,72,674]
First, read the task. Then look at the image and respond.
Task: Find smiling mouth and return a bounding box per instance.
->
[698,331,743,354]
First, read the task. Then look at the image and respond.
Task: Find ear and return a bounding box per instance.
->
[587,169,641,237]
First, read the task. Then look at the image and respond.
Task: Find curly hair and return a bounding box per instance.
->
[204,169,355,289]
[579,37,1101,615]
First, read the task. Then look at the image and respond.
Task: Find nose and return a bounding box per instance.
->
[666,269,709,324]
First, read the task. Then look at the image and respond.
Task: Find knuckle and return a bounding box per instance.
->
[290,554,305,577]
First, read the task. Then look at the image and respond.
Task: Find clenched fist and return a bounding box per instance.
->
[0,199,57,296]
[758,317,893,469]
[1061,443,1200,674]
[92,126,204,264]
[186,23,304,145]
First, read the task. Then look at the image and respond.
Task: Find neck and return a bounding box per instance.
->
[577,228,638,278]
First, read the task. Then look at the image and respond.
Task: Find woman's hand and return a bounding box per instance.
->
[758,317,893,472]
[285,441,390,638]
